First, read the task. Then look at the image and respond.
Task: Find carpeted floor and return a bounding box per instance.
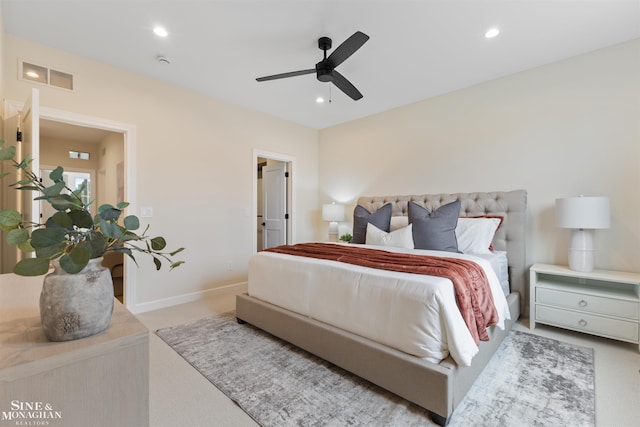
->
[157,311,595,427]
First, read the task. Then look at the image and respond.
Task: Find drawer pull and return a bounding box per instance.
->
[578,300,588,308]
[578,319,587,327]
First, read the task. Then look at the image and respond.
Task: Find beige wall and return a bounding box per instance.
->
[2,34,319,310]
[97,132,125,208]
[40,137,100,170]
[319,39,640,273]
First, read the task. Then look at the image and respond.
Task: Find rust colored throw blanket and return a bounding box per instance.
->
[265,243,498,345]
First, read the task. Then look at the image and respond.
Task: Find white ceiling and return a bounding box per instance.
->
[2,0,639,130]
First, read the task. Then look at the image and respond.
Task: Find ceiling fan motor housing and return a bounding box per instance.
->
[318,37,332,51]
[316,63,333,82]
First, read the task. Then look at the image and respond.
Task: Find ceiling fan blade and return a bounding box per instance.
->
[330,70,363,100]
[324,31,369,69]
[256,69,315,82]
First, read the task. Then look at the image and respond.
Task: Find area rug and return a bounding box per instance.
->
[156,312,595,427]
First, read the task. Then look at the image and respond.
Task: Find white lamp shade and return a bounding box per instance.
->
[555,196,610,229]
[322,203,345,222]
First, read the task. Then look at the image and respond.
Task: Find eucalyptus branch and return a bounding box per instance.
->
[0,139,185,276]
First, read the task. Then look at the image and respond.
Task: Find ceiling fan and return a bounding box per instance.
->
[256,31,370,101]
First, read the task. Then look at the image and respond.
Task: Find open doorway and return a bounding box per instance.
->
[39,119,125,301]
[3,96,137,309]
[254,150,294,252]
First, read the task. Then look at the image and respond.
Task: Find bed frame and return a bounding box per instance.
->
[236,190,527,425]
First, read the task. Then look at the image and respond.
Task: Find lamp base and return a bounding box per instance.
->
[568,229,595,272]
[328,221,339,243]
[568,249,595,272]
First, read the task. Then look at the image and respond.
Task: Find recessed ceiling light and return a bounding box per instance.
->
[485,28,500,39]
[153,26,168,38]
[316,97,325,103]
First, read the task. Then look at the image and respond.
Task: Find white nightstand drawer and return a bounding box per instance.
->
[536,305,639,342]
[537,287,639,320]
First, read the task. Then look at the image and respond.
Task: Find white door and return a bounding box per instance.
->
[262,161,287,249]
[1,89,40,269]
[1,103,21,272]
[22,88,41,229]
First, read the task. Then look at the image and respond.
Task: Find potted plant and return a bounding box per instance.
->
[0,140,184,341]
[339,233,352,243]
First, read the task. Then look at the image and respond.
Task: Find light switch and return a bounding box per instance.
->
[140,206,153,218]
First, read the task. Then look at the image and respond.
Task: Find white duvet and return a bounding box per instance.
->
[248,242,510,367]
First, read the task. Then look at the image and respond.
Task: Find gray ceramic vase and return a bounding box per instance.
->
[40,257,114,341]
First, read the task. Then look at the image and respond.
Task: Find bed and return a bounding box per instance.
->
[236,190,527,425]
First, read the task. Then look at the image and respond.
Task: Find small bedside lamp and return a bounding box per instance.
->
[556,196,610,272]
[322,202,344,242]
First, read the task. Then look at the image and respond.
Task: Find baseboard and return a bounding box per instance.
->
[128,281,248,314]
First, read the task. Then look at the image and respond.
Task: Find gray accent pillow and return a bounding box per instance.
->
[352,203,392,244]
[408,200,461,252]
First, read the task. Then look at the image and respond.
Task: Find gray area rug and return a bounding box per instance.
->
[157,312,595,427]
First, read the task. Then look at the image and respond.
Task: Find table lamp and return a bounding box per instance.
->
[322,202,345,242]
[555,196,610,272]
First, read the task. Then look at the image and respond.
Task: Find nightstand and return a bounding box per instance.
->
[530,263,640,350]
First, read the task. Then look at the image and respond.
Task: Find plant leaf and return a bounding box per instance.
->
[69,246,91,264]
[49,166,64,182]
[43,181,65,197]
[0,209,22,230]
[170,247,185,256]
[69,210,94,229]
[16,155,33,170]
[0,145,16,161]
[150,236,166,251]
[13,257,51,276]
[7,228,29,245]
[101,220,119,239]
[170,261,185,270]
[123,215,140,230]
[47,194,81,211]
[34,242,65,259]
[60,249,90,274]
[51,211,73,228]
[153,256,161,270]
[99,205,121,221]
[83,234,107,258]
[30,228,67,248]
[119,230,140,242]
[18,240,35,252]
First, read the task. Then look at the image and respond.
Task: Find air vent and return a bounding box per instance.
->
[19,60,74,91]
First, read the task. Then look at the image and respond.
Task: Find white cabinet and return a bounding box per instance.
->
[530,263,640,350]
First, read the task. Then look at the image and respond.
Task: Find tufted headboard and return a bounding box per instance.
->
[356,190,527,312]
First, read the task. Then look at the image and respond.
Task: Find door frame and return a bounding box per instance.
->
[6,100,137,310]
[252,149,295,252]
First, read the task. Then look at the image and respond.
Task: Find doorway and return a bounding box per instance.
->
[3,96,136,308]
[253,150,294,252]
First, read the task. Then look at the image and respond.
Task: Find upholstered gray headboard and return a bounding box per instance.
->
[356,190,527,312]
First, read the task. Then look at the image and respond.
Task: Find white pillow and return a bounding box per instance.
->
[389,216,409,231]
[455,217,502,254]
[366,223,414,249]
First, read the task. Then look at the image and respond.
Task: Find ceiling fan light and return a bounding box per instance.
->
[485,28,500,39]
